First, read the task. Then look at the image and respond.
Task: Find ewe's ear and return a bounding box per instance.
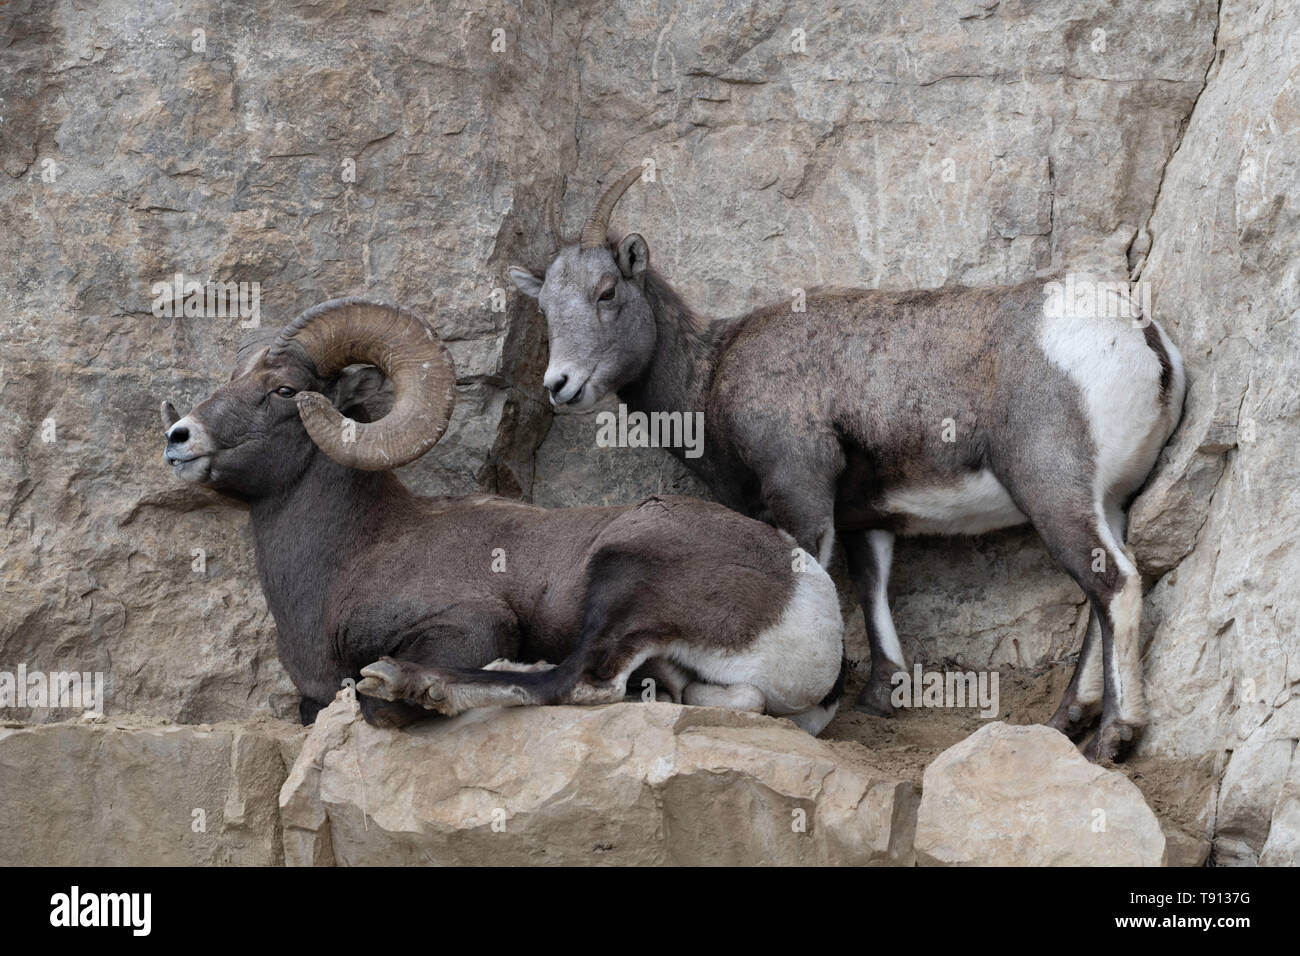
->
[507,266,544,298]
[333,366,389,421]
[617,233,649,280]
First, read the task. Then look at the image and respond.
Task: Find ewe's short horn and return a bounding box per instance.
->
[270,297,456,471]
[579,166,644,250]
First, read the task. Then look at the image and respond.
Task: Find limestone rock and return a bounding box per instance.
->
[280,696,918,866]
[0,716,303,865]
[914,723,1166,866]
[1260,747,1300,867]
[1128,0,1300,867]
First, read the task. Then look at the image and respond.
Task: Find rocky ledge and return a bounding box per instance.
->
[2,698,1189,866]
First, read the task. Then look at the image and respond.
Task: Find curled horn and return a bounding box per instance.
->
[579,165,645,250]
[269,297,456,471]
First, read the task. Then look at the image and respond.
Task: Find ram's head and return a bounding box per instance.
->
[162,298,457,496]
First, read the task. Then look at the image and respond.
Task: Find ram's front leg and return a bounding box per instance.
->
[357,657,572,716]
[342,599,524,723]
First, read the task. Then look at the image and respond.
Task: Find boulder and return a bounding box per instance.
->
[914,723,1166,866]
[280,695,918,866]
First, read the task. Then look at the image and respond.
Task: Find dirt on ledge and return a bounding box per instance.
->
[823,660,1219,866]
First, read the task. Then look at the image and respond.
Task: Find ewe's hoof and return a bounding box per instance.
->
[851,680,895,717]
[1082,719,1138,764]
[1045,698,1100,740]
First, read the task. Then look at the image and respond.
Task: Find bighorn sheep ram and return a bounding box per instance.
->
[508,167,1187,761]
[161,298,844,733]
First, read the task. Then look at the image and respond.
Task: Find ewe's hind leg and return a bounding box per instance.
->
[1085,499,1145,761]
[1003,474,1145,762]
[1046,503,1127,738]
[843,530,906,716]
[1040,502,1133,738]
[1047,612,1103,739]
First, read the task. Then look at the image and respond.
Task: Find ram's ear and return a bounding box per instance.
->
[616,233,649,280]
[332,365,389,421]
[507,266,544,298]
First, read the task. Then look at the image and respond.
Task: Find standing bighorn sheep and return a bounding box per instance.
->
[508,167,1186,761]
[161,298,844,732]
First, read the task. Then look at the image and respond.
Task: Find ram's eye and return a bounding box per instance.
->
[598,286,616,303]
[274,386,297,398]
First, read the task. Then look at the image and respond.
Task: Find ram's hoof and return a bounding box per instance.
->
[358,657,458,715]
[358,658,406,701]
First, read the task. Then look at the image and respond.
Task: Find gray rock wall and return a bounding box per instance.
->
[1129,0,1300,866]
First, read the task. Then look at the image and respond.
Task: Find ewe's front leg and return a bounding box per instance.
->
[843,530,906,717]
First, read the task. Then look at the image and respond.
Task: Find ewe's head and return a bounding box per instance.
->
[508,166,656,413]
[161,298,456,497]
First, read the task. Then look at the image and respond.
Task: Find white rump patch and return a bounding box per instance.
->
[662,555,844,720]
[1038,278,1183,504]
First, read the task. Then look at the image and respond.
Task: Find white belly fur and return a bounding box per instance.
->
[883,469,1028,536]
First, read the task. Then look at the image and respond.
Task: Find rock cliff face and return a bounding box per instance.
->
[1,0,1294,864]
[1128,0,1300,866]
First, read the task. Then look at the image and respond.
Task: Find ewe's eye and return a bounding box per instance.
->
[598,286,616,303]
[274,386,297,398]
